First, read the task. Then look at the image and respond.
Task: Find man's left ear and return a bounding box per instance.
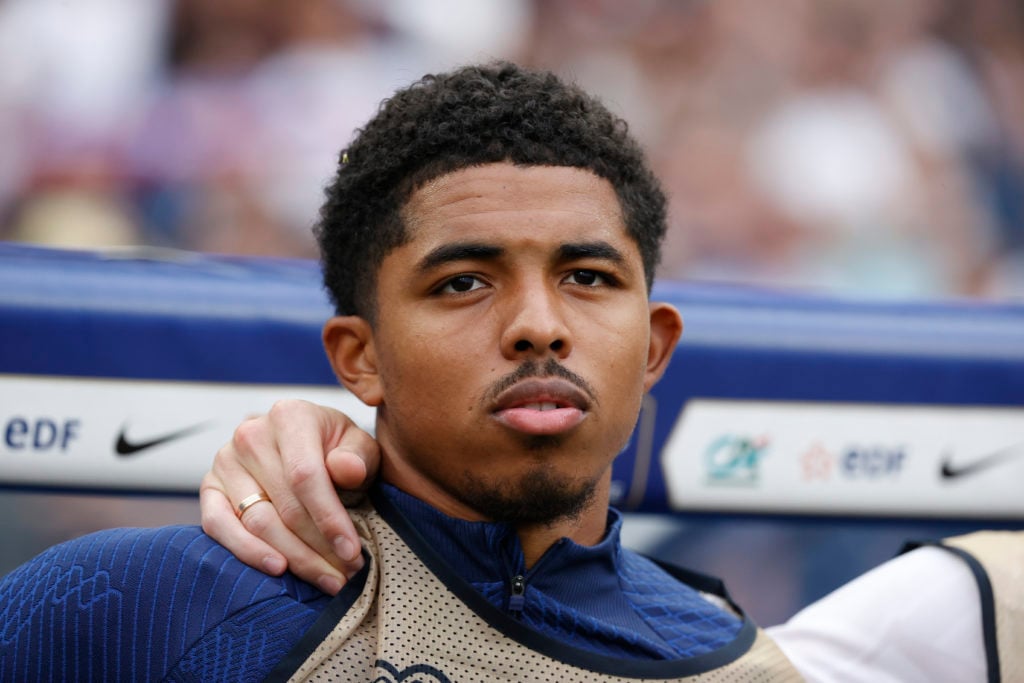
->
[644,302,683,392]
[323,316,383,407]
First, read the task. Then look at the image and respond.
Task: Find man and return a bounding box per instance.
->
[0,62,801,680]
[196,64,1023,680]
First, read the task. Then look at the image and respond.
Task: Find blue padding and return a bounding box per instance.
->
[2,243,1023,512]
[610,282,1024,512]
[3,242,1023,391]
[4,244,1022,388]
[0,244,336,384]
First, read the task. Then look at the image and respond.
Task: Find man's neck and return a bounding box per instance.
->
[380,458,612,569]
[513,489,610,567]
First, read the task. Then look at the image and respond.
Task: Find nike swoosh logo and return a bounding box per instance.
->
[940,443,1024,480]
[115,421,212,456]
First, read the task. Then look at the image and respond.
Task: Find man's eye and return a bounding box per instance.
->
[439,275,485,294]
[566,270,605,286]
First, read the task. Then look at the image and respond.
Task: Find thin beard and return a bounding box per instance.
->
[456,465,599,527]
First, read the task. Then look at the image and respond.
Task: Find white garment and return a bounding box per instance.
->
[767,546,984,682]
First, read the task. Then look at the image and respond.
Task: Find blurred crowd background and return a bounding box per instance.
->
[2,0,1023,299]
[3,0,1023,625]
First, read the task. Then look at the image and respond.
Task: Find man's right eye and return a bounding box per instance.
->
[437,275,485,294]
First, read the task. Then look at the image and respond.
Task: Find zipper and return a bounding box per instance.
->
[509,574,526,617]
[507,538,567,618]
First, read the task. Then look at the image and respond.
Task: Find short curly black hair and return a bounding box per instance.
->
[315,61,667,318]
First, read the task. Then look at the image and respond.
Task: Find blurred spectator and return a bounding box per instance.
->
[961,0,1024,295]
[0,0,1020,299]
[0,0,165,247]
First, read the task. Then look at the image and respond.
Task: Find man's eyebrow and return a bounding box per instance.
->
[558,241,627,264]
[417,242,505,272]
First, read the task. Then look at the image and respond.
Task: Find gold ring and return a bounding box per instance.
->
[237,491,271,518]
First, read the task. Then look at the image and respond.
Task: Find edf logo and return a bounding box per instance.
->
[3,416,81,452]
[841,446,906,478]
[801,441,906,481]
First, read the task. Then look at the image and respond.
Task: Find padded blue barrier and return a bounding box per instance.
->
[1,242,1022,519]
[0,243,335,384]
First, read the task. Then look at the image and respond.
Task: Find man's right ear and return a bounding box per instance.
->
[323,316,383,407]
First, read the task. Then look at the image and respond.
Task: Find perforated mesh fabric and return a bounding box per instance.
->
[379,482,743,660]
[288,507,801,682]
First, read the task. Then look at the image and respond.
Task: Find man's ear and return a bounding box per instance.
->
[643,302,683,392]
[323,316,383,406]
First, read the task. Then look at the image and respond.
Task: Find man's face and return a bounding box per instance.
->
[325,163,680,525]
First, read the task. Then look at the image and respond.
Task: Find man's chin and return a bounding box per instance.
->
[456,466,599,527]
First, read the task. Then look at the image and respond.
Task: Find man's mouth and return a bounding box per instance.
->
[491,379,590,436]
[518,402,564,411]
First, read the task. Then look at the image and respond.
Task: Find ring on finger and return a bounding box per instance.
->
[237,491,272,519]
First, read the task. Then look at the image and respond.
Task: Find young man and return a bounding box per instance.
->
[199,64,1022,682]
[0,62,801,680]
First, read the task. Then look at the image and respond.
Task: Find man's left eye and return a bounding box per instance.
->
[438,275,485,294]
[566,270,605,286]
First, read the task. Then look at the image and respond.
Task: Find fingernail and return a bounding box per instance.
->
[345,554,366,580]
[262,556,286,575]
[318,574,343,595]
[334,536,357,561]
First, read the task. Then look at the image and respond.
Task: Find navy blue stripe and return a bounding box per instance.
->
[902,540,1000,683]
[939,545,1001,683]
[264,552,371,682]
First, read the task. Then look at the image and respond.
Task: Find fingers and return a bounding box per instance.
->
[307,417,380,559]
[202,453,360,594]
[326,420,381,490]
[200,471,287,576]
[199,399,377,594]
[235,489,358,596]
[202,414,350,592]
[268,402,368,562]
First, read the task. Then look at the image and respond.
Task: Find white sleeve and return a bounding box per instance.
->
[766,545,986,683]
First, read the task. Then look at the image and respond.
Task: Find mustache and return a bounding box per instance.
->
[482,358,597,406]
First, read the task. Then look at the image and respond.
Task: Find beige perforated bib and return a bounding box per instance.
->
[941,531,1024,683]
[282,503,802,682]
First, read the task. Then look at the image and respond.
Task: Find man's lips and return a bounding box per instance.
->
[491,378,590,435]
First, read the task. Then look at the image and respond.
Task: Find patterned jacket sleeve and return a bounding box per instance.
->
[0,525,329,683]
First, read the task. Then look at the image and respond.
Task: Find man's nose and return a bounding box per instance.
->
[499,283,572,360]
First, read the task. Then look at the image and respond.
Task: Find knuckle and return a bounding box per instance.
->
[284,458,318,488]
[198,471,216,494]
[269,398,308,421]
[309,507,335,528]
[210,444,234,477]
[275,498,306,528]
[231,416,264,451]
[239,505,274,537]
[199,506,225,536]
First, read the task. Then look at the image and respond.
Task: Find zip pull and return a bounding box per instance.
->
[509,574,526,616]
